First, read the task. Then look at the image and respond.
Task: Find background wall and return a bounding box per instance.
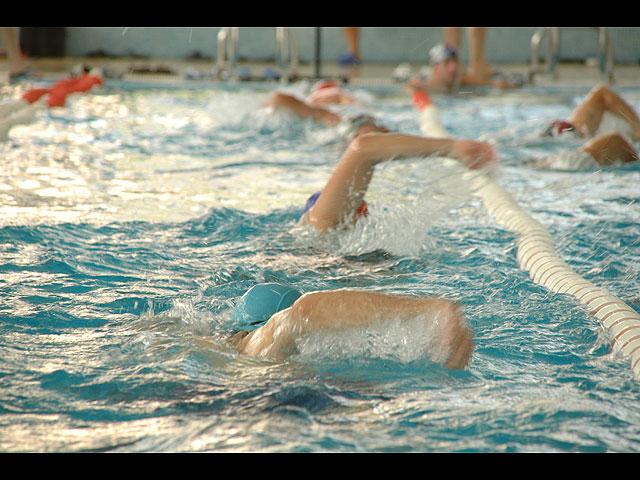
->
[30,27,640,65]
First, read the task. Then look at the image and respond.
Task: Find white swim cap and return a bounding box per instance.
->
[429,44,458,65]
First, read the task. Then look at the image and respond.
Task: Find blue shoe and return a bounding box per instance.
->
[262,68,281,81]
[338,52,361,66]
[236,67,252,81]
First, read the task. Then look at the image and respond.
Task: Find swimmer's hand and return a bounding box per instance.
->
[450,140,498,169]
[437,301,474,369]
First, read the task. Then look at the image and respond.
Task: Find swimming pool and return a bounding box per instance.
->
[0,78,639,452]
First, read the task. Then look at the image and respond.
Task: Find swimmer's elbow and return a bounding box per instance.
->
[344,133,386,162]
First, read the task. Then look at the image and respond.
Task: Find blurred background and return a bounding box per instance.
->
[4,27,640,86]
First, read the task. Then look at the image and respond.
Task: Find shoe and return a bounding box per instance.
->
[236,67,252,81]
[338,52,361,66]
[262,68,281,81]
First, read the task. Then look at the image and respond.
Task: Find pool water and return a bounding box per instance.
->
[0,79,639,452]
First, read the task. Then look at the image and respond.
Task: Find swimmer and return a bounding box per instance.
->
[0,69,103,141]
[406,43,520,94]
[543,85,640,141]
[410,83,638,168]
[230,283,474,369]
[300,131,496,233]
[263,90,387,143]
[541,85,640,167]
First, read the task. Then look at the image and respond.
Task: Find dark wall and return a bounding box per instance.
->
[20,27,66,57]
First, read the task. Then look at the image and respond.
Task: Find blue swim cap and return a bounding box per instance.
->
[233,283,302,329]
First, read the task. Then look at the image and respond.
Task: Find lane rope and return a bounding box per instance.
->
[414,90,640,379]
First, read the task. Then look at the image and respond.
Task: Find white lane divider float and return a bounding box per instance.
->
[413,89,640,379]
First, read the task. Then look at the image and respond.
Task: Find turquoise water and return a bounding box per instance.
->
[0,79,639,452]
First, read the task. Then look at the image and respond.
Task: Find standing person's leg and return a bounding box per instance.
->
[440,27,518,89]
[0,27,29,79]
[442,27,497,85]
[338,27,361,65]
[442,27,463,49]
[466,27,492,80]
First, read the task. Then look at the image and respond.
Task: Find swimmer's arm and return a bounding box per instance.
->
[303,133,496,232]
[263,92,341,126]
[345,132,496,169]
[569,86,640,140]
[579,133,639,165]
[232,290,474,369]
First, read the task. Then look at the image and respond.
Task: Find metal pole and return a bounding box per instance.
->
[314,27,321,78]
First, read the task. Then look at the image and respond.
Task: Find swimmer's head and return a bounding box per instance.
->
[429,44,460,88]
[233,283,302,329]
[542,120,578,137]
[355,122,389,138]
[338,113,389,143]
[312,79,341,92]
[429,44,459,66]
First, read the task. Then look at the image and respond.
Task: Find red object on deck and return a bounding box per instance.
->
[21,73,103,108]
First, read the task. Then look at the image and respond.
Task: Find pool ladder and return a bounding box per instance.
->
[529,27,615,83]
[215,27,299,81]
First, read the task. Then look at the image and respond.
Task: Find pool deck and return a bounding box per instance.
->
[3,57,640,88]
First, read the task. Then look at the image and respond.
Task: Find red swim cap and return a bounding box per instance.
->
[543,120,577,137]
[314,80,340,91]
